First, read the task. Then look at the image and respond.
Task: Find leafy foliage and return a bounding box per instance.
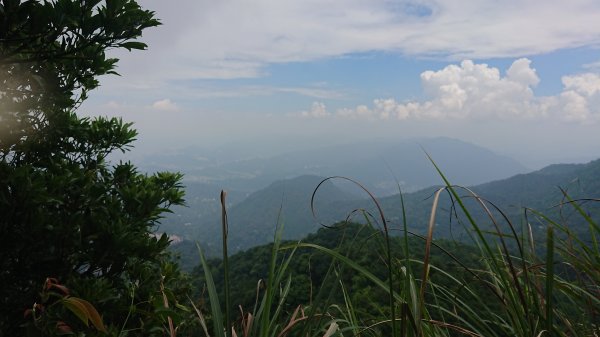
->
[192,178,599,336]
[193,223,488,335]
[0,1,192,335]
[24,278,107,336]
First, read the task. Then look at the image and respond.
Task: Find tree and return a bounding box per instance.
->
[0,1,191,335]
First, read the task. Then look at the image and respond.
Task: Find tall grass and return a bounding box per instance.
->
[192,161,599,337]
[195,189,345,337]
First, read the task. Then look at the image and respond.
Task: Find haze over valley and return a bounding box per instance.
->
[149,137,600,263]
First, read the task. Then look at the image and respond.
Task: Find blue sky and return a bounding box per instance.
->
[82,0,600,168]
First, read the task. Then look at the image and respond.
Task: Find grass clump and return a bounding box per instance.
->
[192,162,599,337]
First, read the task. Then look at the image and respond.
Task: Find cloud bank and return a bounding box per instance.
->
[300,101,330,118]
[323,59,600,124]
[127,0,600,80]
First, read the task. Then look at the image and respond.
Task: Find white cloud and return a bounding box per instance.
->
[558,73,600,123]
[336,99,420,120]
[336,59,543,120]
[330,59,600,123]
[151,98,179,111]
[562,73,600,96]
[113,0,600,81]
[506,58,540,87]
[300,102,330,118]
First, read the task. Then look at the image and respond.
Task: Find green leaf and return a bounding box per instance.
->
[61,297,106,332]
[197,243,225,337]
[120,41,147,51]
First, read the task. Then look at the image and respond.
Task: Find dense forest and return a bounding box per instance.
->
[192,223,494,327]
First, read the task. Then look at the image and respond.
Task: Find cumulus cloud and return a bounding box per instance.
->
[300,102,330,118]
[558,73,600,123]
[336,99,421,120]
[506,58,540,87]
[328,59,600,124]
[151,98,179,111]
[336,59,544,120]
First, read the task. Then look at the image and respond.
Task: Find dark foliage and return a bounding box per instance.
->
[0,1,191,335]
[192,223,488,327]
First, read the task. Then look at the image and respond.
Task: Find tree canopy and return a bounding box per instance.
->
[0,1,190,335]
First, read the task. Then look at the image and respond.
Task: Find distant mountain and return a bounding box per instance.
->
[141,137,528,196]
[469,159,600,210]
[168,158,599,257]
[154,137,532,252]
[189,175,354,251]
[374,158,600,239]
[157,181,248,239]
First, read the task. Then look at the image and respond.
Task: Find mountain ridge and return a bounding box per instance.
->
[142,137,528,195]
[168,157,599,257]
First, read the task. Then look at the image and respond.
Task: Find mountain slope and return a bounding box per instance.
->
[170,175,359,255]
[376,158,600,238]
[178,159,599,255]
[167,156,599,260]
[221,175,357,251]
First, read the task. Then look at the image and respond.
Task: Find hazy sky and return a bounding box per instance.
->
[81,0,600,168]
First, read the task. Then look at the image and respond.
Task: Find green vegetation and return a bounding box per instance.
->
[192,176,599,337]
[194,223,487,327]
[167,159,600,260]
[2,1,598,336]
[1,1,191,335]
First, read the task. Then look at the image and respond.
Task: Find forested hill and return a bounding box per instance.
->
[192,222,486,320]
[374,158,600,239]
[220,175,357,251]
[170,175,359,260]
[170,158,599,262]
[470,158,600,209]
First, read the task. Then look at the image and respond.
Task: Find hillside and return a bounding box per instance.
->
[169,158,600,260]
[170,175,359,257]
[192,223,488,322]
[375,158,600,239]
[471,159,600,208]
[161,137,529,253]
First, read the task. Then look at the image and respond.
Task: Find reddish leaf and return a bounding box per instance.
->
[56,321,73,335]
[62,297,90,328]
[44,277,59,290]
[61,297,107,333]
[77,298,107,332]
[45,278,70,295]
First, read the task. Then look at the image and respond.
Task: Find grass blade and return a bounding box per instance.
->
[221,190,232,337]
[197,243,225,337]
[545,225,554,336]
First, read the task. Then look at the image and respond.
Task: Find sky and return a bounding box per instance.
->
[81,0,600,168]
